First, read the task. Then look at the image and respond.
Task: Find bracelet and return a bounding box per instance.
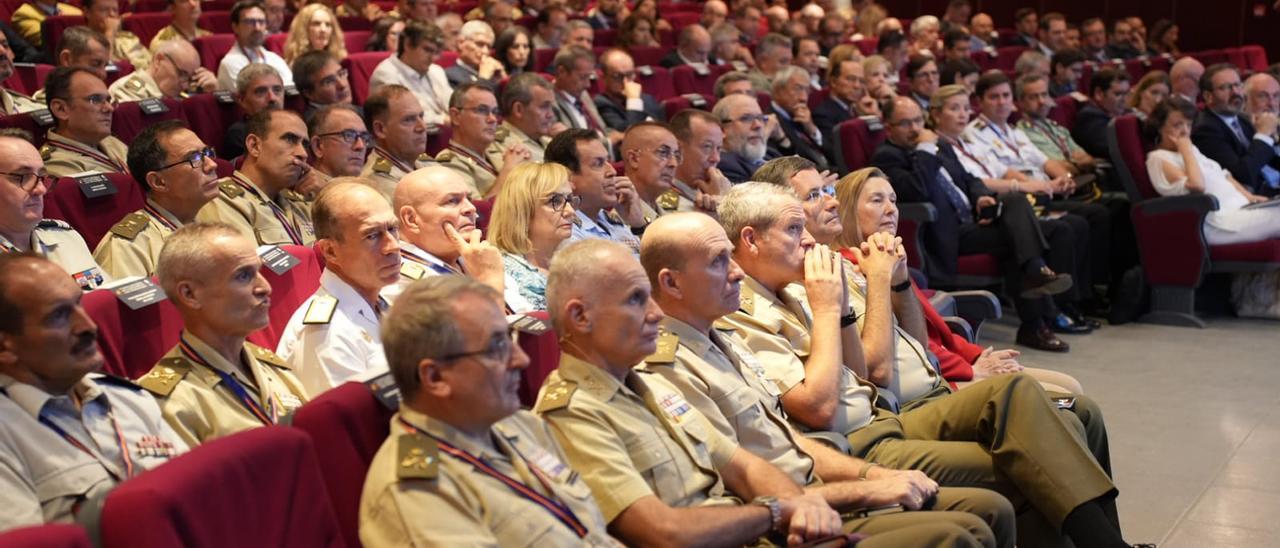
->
[891,279,912,293]
[858,462,880,480]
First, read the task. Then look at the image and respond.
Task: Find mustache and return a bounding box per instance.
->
[72,332,98,354]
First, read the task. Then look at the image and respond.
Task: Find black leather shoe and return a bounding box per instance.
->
[1068,310,1103,330]
[1016,325,1071,352]
[1051,312,1094,334]
[1020,267,1073,298]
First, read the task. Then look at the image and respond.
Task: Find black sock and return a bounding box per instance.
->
[1062,500,1128,548]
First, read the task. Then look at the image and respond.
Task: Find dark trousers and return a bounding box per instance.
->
[955,194,1055,330]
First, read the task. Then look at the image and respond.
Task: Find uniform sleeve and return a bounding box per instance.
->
[719,313,808,395]
[542,408,657,523]
[93,235,154,280]
[360,474,502,548]
[159,391,212,448]
[0,455,44,531]
[195,196,258,242]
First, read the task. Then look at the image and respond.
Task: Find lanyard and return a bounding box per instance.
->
[1032,119,1073,159]
[448,144,497,176]
[944,136,995,179]
[1,387,136,480]
[397,418,589,538]
[44,139,127,173]
[981,117,1023,160]
[230,174,304,245]
[143,202,179,231]
[401,249,459,275]
[178,338,277,425]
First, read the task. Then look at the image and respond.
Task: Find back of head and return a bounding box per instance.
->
[399,19,444,57]
[717,182,797,248]
[751,155,815,187]
[383,276,500,399]
[669,109,717,143]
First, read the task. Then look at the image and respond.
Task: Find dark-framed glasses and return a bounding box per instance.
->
[317,129,374,146]
[439,328,519,363]
[546,192,581,212]
[157,147,217,171]
[0,170,54,193]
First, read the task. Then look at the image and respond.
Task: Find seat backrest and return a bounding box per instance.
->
[533,47,557,72]
[343,51,392,105]
[661,94,694,120]
[517,310,560,407]
[264,32,288,55]
[45,173,146,250]
[630,46,667,69]
[635,65,674,100]
[594,28,617,47]
[0,524,91,548]
[337,16,372,31]
[342,30,371,53]
[1239,45,1269,73]
[473,196,495,235]
[112,97,189,144]
[666,11,701,31]
[426,124,452,156]
[99,427,345,548]
[1106,114,1156,202]
[122,13,174,46]
[832,117,883,174]
[993,46,1026,71]
[1048,95,1080,130]
[192,34,237,72]
[291,382,394,548]
[670,63,731,97]
[197,11,232,34]
[83,285,185,379]
[249,244,324,349]
[0,111,52,148]
[436,50,458,68]
[969,49,997,72]
[181,93,244,152]
[5,63,55,96]
[41,15,86,56]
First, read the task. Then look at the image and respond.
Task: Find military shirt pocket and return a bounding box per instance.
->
[628,436,681,501]
[254,224,293,246]
[35,461,111,522]
[493,508,556,547]
[714,385,758,420]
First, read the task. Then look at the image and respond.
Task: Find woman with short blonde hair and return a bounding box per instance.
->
[488,162,579,311]
[284,4,347,64]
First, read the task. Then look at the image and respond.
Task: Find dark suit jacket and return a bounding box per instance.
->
[872,140,992,286]
[719,149,779,183]
[1103,43,1138,60]
[771,107,831,172]
[812,96,853,152]
[659,51,687,69]
[1192,110,1280,194]
[594,92,665,132]
[1071,103,1113,159]
[445,64,482,88]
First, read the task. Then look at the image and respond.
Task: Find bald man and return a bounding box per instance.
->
[701,0,728,29]
[619,122,684,224]
[275,181,401,396]
[661,24,713,68]
[1169,57,1204,103]
[108,38,217,102]
[1245,72,1280,119]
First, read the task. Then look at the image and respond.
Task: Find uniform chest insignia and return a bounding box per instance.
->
[417,153,434,164]
[434,150,455,162]
[373,157,392,174]
[397,433,439,480]
[39,144,53,161]
[645,328,678,364]
[657,190,680,212]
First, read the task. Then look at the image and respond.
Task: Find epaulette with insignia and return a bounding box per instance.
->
[128,77,144,90]
[606,210,625,226]
[397,432,439,480]
[417,153,434,164]
[534,380,577,413]
[302,295,337,325]
[373,157,392,174]
[644,329,679,364]
[738,289,755,315]
[217,179,243,198]
[138,357,192,396]
[434,149,455,162]
[109,211,150,240]
[248,343,291,369]
[39,144,53,161]
[657,190,680,212]
[972,118,988,130]
[280,189,306,202]
[36,219,72,230]
[494,126,510,142]
[400,261,427,280]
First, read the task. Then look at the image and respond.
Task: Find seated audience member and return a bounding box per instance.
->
[546,129,643,248]
[906,54,940,111]
[370,19,451,127]
[1127,70,1170,121]
[437,82,531,198]
[261,0,286,32]
[595,49,666,133]
[709,22,753,70]
[1244,72,1280,119]
[337,0,384,20]
[42,67,129,178]
[149,0,211,51]
[552,46,613,143]
[292,50,353,118]
[435,12,463,49]
[446,21,506,87]
[390,0,437,23]
[661,24,712,68]
[488,163,578,311]
[1014,50,1049,79]
[12,0,82,49]
[769,66,831,172]
[0,34,42,114]
[1072,68,1132,159]
[671,109,731,214]
[617,122,688,221]
[95,121,219,279]
[218,1,295,91]
[907,15,941,58]
[359,275,619,547]
[109,39,216,102]
[617,13,660,49]
[873,96,1074,351]
[361,85,434,202]
[875,30,908,86]
[494,27,534,75]
[308,104,372,191]
[813,57,865,141]
[940,58,980,94]
[1010,8,1038,48]
[1169,57,1204,103]
[818,14,848,55]
[1035,13,1067,57]
[863,55,897,102]
[746,33,794,93]
[492,72,556,165]
[482,0,518,37]
[530,5,566,49]
[365,16,404,52]
[731,5,761,43]
[716,94,777,182]
[1193,64,1280,197]
[968,12,996,51]
[941,29,971,64]
[276,182,400,395]
[714,70,755,99]
[39,26,111,99]
[563,19,594,50]
[793,36,824,89]
[140,223,309,446]
[83,0,150,70]
[1124,17,1153,57]
[0,254,185,531]
[586,0,623,30]
[1103,19,1138,60]
[0,131,107,290]
[1147,19,1180,56]
[223,64,285,160]
[282,4,346,65]
[196,109,317,246]
[702,0,728,29]
[1048,48,1085,99]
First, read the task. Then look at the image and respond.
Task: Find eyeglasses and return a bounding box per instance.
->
[889,116,925,129]
[546,192,581,212]
[439,328,519,363]
[318,68,349,88]
[160,53,197,83]
[647,146,682,163]
[317,129,373,145]
[606,70,636,81]
[65,94,115,107]
[723,114,769,125]
[0,170,53,193]
[157,147,216,171]
[456,105,503,118]
[239,17,268,27]
[803,184,836,203]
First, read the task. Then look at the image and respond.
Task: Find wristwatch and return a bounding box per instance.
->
[751,495,783,532]
[840,311,859,327]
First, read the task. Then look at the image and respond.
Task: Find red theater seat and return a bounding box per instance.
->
[41,15,86,55]
[83,284,185,379]
[45,173,146,250]
[661,93,713,120]
[594,28,617,47]
[343,51,391,105]
[98,427,345,548]
[635,65,674,100]
[264,32,288,55]
[831,117,884,174]
[630,46,666,69]
[181,93,245,151]
[666,11,701,31]
[337,16,373,31]
[5,63,55,96]
[249,244,324,349]
[0,112,52,149]
[436,50,458,68]
[1048,94,1080,131]
[123,13,174,46]
[426,124,451,156]
[197,11,232,34]
[112,97,189,144]
[0,524,91,548]
[516,310,560,407]
[671,63,732,97]
[292,382,395,548]
[342,30,371,53]
[192,34,236,72]
[993,46,1026,72]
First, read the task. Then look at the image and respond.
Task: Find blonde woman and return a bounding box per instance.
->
[862,54,896,103]
[1126,70,1170,120]
[834,167,1084,394]
[284,4,347,65]
[488,162,579,311]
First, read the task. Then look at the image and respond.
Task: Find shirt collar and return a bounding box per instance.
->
[391,54,428,79]
[555,352,626,401]
[659,316,715,358]
[144,198,184,228]
[398,405,501,460]
[181,331,250,379]
[0,372,106,421]
[319,268,385,323]
[399,240,454,270]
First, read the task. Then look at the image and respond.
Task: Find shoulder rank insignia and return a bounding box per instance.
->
[494,126,510,141]
[36,218,72,230]
[39,144,53,161]
[372,156,392,174]
[109,211,150,240]
[280,189,306,202]
[417,153,434,164]
[127,77,144,91]
[644,329,679,364]
[217,179,243,198]
[738,288,755,315]
[138,357,192,397]
[248,343,291,369]
[657,190,680,212]
[606,210,625,226]
[434,149,455,163]
[302,295,337,325]
[397,432,439,480]
[400,261,427,280]
[534,381,577,413]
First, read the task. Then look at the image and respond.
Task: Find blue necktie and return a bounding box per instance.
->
[1229,117,1248,144]
[935,168,974,224]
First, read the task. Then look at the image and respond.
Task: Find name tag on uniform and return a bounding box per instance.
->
[509,314,550,335]
[658,392,694,425]
[363,371,401,410]
[259,245,300,274]
[138,98,169,115]
[75,172,117,198]
[108,276,167,309]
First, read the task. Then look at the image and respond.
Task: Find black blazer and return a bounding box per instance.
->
[1192,110,1280,194]
[771,108,831,172]
[871,140,992,286]
[1070,103,1113,160]
[812,97,853,152]
[594,93,666,132]
[719,150,777,183]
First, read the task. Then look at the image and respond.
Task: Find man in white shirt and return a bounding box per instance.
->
[369,19,452,128]
[217,1,294,91]
[276,182,401,395]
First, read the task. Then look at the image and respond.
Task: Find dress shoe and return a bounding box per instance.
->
[1016,325,1070,352]
[1051,312,1094,334]
[1067,309,1103,330]
[1019,266,1073,298]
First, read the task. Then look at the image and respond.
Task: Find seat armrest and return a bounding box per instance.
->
[948,290,1002,323]
[928,291,956,317]
[897,202,938,223]
[804,431,853,454]
[943,316,975,342]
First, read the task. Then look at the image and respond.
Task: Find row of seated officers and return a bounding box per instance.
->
[0,110,1149,544]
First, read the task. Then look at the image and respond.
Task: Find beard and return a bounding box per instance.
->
[743,139,767,162]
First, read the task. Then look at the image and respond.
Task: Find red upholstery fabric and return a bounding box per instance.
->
[292,382,394,548]
[0,524,91,548]
[517,311,561,407]
[4,63,55,96]
[181,93,244,152]
[1238,45,1269,72]
[343,51,392,105]
[41,15,86,54]
[45,173,146,250]
[671,63,731,97]
[441,0,476,14]
[533,47,557,72]
[1131,205,1211,286]
[337,16,373,31]
[854,38,878,56]
[0,112,51,148]
[665,11,702,31]
[123,13,174,46]
[630,46,666,68]
[104,60,134,86]
[993,46,1026,72]
[342,30,371,53]
[473,197,495,235]
[658,2,702,13]
[595,28,617,47]
[0,0,24,20]
[635,65,674,100]
[1111,115,1158,199]
[660,94,713,120]
[192,34,236,72]
[249,244,324,349]
[426,125,452,156]
[99,427,345,548]
[112,97,189,144]
[197,11,232,34]
[214,157,235,178]
[437,50,458,68]
[833,118,884,173]
[1048,95,1080,130]
[264,32,288,55]
[83,284,185,379]
[897,214,925,269]
[970,49,997,71]
[957,253,1001,277]
[1209,240,1280,262]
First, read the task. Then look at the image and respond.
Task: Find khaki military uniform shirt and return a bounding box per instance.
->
[107,69,164,103]
[148,24,212,52]
[275,269,390,396]
[0,373,186,530]
[534,353,738,522]
[41,130,130,178]
[485,121,548,165]
[111,31,152,70]
[138,333,309,447]
[1,219,110,290]
[718,275,878,436]
[437,142,498,199]
[360,407,619,547]
[12,2,81,47]
[194,171,316,246]
[92,200,182,280]
[361,146,434,204]
[640,317,817,485]
[842,261,941,405]
[1,88,44,115]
